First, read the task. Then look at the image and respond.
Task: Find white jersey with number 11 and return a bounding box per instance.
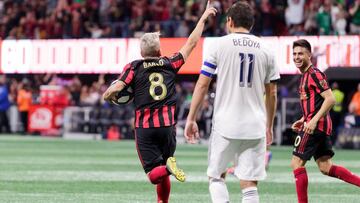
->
[201,33,280,139]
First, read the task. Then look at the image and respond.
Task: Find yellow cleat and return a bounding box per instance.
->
[166,157,186,182]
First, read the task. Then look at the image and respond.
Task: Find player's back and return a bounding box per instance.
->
[125,53,184,128]
[210,33,278,139]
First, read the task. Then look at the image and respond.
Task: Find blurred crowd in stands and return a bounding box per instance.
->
[0,74,216,138]
[0,0,360,143]
[0,0,360,40]
[0,73,360,144]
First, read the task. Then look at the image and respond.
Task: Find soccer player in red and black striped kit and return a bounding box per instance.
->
[290,39,360,203]
[103,7,217,203]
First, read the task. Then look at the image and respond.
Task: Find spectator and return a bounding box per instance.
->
[17,81,32,134]
[0,75,10,133]
[333,3,347,35]
[349,83,360,116]
[317,0,332,35]
[259,0,275,36]
[304,0,320,35]
[174,21,189,37]
[285,0,305,27]
[349,0,360,34]
[0,0,356,38]
[330,82,344,144]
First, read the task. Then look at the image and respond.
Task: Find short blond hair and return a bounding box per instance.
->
[140,32,161,57]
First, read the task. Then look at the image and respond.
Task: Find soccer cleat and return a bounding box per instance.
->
[166,157,186,182]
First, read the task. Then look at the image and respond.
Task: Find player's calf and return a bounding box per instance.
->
[328,165,360,187]
[209,177,230,203]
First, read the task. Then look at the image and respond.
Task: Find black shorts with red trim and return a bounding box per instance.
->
[135,126,176,173]
[293,130,334,161]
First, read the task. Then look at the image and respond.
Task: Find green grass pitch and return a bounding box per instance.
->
[0,135,359,203]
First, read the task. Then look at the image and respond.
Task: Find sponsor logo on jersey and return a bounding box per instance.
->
[300,91,308,100]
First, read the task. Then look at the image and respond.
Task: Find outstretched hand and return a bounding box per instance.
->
[200,4,217,22]
[184,121,200,144]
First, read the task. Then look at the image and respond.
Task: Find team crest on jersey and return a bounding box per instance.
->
[319,79,328,89]
[300,91,308,100]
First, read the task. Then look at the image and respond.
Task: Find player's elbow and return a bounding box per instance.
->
[103,92,111,101]
[189,35,199,48]
[328,95,336,107]
[185,43,196,57]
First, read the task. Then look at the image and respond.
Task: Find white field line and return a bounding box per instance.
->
[0,192,358,203]
[0,159,208,166]
[0,171,356,183]
[1,159,359,169]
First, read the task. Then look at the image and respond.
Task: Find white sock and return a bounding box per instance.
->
[209,178,230,203]
[242,187,259,203]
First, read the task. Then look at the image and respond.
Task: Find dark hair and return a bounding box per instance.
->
[226,1,254,30]
[293,39,312,53]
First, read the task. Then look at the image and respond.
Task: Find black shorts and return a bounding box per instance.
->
[135,126,176,173]
[293,130,335,161]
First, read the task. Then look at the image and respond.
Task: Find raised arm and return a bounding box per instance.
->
[349,1,359,16]
[179,6,217,61]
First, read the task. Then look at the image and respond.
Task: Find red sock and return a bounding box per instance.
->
[293,167,308,203]
[328,165,360,187]
[157,175,171,203]
[148,166,169,184]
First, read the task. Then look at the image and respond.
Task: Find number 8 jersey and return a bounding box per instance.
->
[119,52,185,128]
[201,33,280,139]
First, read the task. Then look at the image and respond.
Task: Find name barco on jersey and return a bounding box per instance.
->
[233,37,260,49]
[143,59,165,69]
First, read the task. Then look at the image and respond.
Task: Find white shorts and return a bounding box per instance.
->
[207,131,266,181]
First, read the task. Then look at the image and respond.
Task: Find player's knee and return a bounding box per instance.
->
[148,177,161,184]
[319,168,329,175]
[316,157,332,175]
[290,156,304,170]
[220,172,227,179]
[240,180,257,189]
[318,163,331,175]
[209,176,225,184]
[147,172,162,185]
[290,160,300,170]
[149,179,157,184]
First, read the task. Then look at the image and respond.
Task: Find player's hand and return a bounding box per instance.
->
[184,120,200,144]
[200,5,217,22]
[303,119,317,135]
[291,119,304,133]
[266,127,273,146]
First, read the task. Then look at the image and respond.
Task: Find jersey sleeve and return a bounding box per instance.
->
[118,63,134,85]
[200,43,217,78]
[310,72,330,93]
[169,52,185,71]
[265,53,280,84]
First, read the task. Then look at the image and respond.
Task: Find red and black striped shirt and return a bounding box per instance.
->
[119,52,185,128]
[299,66,332,135]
